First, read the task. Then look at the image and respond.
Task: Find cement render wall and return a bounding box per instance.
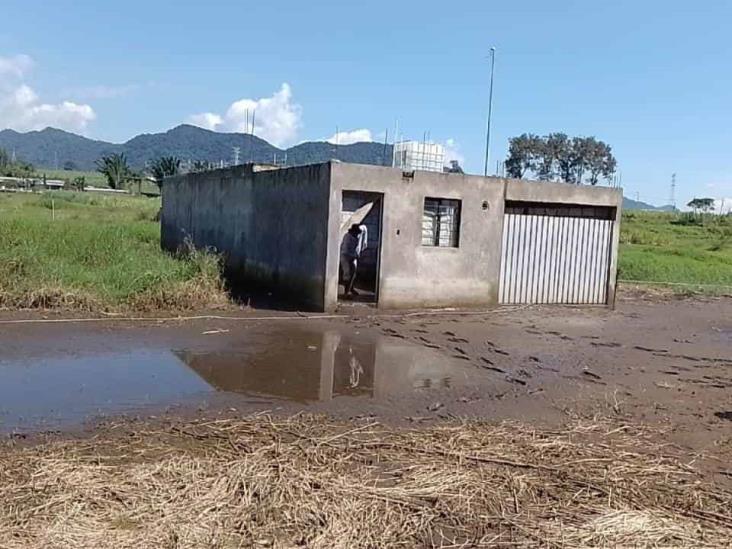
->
[327,164,622,310]
[161,163,332,310]
[327,163,507,310]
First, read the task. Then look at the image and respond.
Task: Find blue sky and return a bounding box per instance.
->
[1,0,731,207]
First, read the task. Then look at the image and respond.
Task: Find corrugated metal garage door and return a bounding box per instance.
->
[499,203,615,304]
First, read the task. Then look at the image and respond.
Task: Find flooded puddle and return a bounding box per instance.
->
[0,326,471,433]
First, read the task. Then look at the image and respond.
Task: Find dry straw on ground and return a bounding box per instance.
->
[0,415,730,548]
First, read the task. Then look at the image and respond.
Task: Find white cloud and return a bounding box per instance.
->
[187,112,223,131]
[443,138,465,167]
[0,54,33,79]
[0,54,96,133]
[187,83,302,147]
[326,128,373,145]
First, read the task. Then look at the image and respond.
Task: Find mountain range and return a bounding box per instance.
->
[622,197,676,212]
[0,124,393,171]
[0,125,674,210]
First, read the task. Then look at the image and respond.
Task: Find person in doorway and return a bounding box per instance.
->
[340,223,368,298]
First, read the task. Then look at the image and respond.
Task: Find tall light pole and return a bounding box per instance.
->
[483,47,496,177]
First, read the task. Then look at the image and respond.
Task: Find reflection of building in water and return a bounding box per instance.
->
[176,329,455,403]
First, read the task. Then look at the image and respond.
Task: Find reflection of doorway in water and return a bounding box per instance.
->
[332,341,376,397]
[339,191,383,304]
[176,328,464,404]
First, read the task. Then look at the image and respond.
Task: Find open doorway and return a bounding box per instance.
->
[339,191,383,304]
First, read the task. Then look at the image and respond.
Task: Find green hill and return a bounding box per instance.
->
[0,125,393,171]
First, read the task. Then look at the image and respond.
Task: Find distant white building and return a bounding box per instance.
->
[392,141,445,172]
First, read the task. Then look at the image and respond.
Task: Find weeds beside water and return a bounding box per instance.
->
[0,192,228,312]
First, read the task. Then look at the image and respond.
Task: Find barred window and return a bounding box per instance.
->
[422,198,461,247]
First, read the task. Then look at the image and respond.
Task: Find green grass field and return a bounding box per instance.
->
[618,211,732,291]
[0,192,226,311]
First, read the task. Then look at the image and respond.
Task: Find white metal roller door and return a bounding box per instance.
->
[499,208,614,305]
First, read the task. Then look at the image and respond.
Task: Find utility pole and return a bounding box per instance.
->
[483,47,496,177]
[334,126,339,160]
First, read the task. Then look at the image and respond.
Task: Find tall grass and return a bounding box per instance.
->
[0,192,228,311]
[619,211,732,289]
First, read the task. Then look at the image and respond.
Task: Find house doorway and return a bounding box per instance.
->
[339,191,383,303]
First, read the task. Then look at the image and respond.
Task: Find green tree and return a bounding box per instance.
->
[687,197,715,215]
[0,148,9,170]
[95,153,131,189]
[149,156,181,189]
[505,134,541,178]
[504,133,617,185]
[63,160,77,171]
[73,176,86,191]
[577,137,617,186]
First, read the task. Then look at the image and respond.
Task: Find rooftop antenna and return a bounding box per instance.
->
[392,119,400,167]
[670,173,677,210]
[382,128,389,166]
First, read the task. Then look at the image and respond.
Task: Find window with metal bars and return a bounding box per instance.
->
[421,198,461,247]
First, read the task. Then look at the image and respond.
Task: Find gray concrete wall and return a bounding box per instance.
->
[161,163,332,310]
[505,178,622,207]
[326,163,507,309]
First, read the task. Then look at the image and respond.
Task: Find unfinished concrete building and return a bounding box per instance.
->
[161,162,622,311]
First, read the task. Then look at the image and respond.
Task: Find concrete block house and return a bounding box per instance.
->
[161,162,622,311]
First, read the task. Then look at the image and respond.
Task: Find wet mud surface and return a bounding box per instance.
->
[0,295,729,467]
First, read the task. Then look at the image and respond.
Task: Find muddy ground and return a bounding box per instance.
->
[0,294,729,473]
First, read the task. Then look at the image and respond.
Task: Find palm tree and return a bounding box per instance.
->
[149,156,181,189]
[95,153,131,189]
